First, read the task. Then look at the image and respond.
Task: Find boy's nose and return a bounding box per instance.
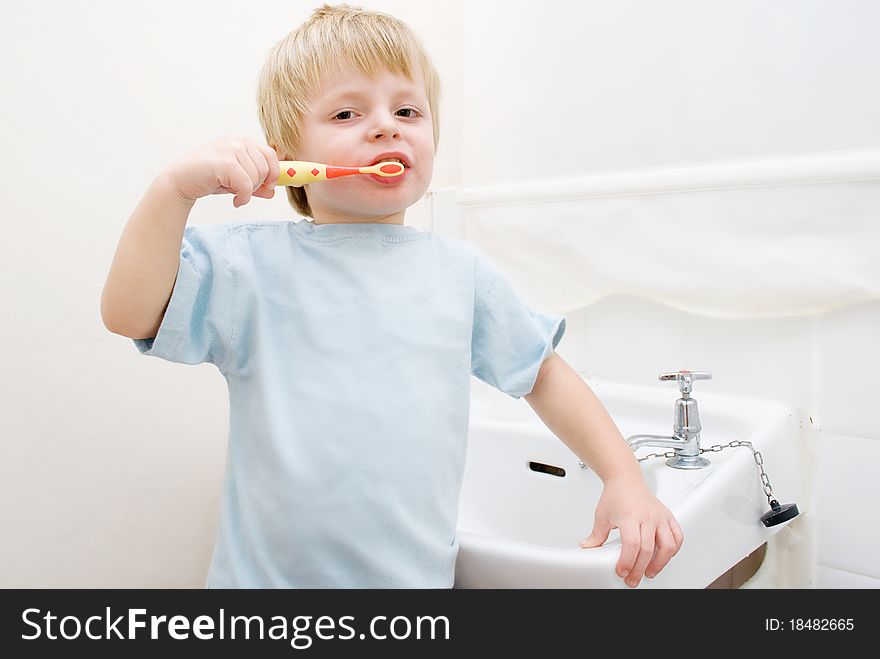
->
[370,118,401,141]
[371,129,401,141]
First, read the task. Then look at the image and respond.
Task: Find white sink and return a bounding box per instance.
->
[455,377,809,588]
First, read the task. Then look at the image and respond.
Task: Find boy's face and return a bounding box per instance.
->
[296,66,435,225]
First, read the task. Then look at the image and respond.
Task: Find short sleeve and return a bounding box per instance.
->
[133,224,235,369]
[471,250,566,399]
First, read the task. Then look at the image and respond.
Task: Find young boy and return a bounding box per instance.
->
[101,3,682,589]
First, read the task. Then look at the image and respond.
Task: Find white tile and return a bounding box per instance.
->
[815,432,880,578]
[580,294,688,385]
[579,295,814,413]
[684,313,813,412]
[816,300,880,438]
[817,565,880,589]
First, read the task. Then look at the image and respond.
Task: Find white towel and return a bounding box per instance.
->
[461,179,880,319]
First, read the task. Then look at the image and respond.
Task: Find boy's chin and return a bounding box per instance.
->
[339,196,420,218]
[360,206,410,220]
[307,186,426,220]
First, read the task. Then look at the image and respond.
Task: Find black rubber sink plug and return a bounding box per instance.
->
[760,499,800,527]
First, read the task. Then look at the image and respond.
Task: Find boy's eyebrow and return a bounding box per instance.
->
[322,85,425,106]
[324,89,369,104]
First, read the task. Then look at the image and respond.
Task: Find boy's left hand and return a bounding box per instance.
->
[579,476,684,588]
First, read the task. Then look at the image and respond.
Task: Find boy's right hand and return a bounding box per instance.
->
[163,136,280,208]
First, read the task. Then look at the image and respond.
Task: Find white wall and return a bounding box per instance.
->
[461,0,880,183]
[2,0,877,587]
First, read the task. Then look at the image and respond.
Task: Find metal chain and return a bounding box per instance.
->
[636,439,776,505]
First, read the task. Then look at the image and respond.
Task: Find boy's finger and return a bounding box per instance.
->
[235,147,261,192]
[229,165,254,207]
[614,520,640,581]
[644,524,677,578]
[579,523,609,548]
[253,184,275,199]
[670,515,685,552]
[260,143,281,188]
[625,523,656,588]
[625,523,657,588]
[244,140,271,191]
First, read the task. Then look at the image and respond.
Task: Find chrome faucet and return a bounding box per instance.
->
[626,370,713,470]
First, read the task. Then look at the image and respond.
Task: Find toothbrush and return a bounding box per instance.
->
[275,160,405,187]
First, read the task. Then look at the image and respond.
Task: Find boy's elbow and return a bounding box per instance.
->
[102,318,136,339]
[100,292,159,340]
[100,291,123,335]
[100,289,125,336]
[103,317,159,340]
[100,309,138,339]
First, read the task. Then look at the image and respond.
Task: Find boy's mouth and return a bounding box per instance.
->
[368,152,411,169]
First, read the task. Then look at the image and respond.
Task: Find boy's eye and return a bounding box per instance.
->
[331,108,421,121]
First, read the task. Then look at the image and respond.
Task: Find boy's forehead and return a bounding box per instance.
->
[313,65,425,101]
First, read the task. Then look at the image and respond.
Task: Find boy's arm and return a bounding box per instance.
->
[524,353,642,482]
[101,136,279,339]
[523,352,683,587]
[100,172,195,339]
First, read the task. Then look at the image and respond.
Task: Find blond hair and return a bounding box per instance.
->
[257,3,441,218]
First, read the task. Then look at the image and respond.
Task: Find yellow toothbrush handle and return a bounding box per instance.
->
[276,161,328,187]
[275,160,404,186]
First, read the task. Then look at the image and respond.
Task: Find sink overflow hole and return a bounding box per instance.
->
[528,461,566,477]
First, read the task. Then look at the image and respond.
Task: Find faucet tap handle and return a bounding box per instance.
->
[659,370,712,395]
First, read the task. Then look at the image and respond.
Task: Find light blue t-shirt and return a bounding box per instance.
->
[134,219,565,588]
